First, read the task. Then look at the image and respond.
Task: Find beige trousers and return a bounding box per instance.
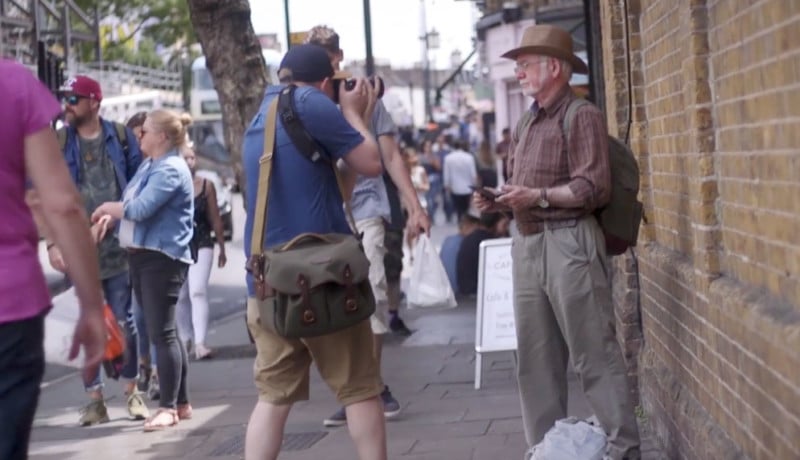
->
[511,216,640,459]
[355,217,390,335]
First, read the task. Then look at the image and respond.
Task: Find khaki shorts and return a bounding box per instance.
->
[246,298,382,406]
[355,217,390,334]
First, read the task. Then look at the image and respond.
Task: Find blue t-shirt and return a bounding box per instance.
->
[242,85,364,296]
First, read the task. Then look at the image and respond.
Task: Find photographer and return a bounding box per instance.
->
[241,44,387,460]
[306,25,431,427]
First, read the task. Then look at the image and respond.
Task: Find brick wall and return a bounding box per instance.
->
[600,0,800,459]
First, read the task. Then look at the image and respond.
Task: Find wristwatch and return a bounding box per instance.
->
[537,188,550,209]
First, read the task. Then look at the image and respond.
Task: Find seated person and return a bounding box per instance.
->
[439,214,480,293]
[456,212,505,296]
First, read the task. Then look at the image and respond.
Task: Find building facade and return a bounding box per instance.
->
[476,1,799,458]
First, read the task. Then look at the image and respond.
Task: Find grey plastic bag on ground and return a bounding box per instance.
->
[525,416,607,460]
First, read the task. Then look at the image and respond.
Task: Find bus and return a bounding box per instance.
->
[188,48,281,169]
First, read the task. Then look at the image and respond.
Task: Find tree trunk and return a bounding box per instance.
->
[186,0,268,199]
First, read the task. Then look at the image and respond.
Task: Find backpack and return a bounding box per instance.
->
[57,121,129,159]
[513,98,643,256]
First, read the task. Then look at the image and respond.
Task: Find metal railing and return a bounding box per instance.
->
[73,60,183,98]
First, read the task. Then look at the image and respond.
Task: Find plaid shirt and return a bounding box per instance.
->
[507,86,611,234]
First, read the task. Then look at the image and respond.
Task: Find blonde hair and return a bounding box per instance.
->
[147,109,193,149]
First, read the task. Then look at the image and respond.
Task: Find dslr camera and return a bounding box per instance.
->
[333,75,385,103]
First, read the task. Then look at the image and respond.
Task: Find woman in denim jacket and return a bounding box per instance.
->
[93,109,195,431]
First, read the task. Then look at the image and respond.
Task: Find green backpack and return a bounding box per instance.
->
[513,99,644,256]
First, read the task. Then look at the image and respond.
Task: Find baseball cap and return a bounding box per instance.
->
[59,75,103,101]
[277,44,350,83]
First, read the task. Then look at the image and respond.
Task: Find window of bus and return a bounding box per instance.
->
[193,67,215,91]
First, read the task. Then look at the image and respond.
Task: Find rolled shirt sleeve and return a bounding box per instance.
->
[566,107,612,211]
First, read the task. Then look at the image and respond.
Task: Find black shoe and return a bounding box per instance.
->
[389,316,413,336]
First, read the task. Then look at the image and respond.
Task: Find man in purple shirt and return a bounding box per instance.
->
[1,59,106,460]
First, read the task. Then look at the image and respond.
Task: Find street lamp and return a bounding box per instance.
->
[422,28,439,123]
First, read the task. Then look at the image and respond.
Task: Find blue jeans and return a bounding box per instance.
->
[426,174,443,219]
[0,313,45,460]
[85,271,139,391]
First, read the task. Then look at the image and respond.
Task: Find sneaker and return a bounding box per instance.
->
[389,316,413,336]
[127,392,150,420]
[323,407,347,427]
[381,386,401,419]
[148,374,160,401]
[137,364,151,393]
[79,399,110,426]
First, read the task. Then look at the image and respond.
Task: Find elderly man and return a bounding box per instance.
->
[473,25,641,460]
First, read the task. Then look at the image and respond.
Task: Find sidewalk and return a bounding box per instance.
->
[30,214,664,459]
[30,295,665,460]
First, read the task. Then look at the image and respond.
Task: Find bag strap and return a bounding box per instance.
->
[113,122,129,157]
[278,85,330,165]
[275,84,358,232]
[249,98,280,258]
[561,98,591,143]
[249,95,359,258]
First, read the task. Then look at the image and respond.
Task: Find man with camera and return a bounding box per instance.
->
[241,44,387,460]
[306,25,431,427]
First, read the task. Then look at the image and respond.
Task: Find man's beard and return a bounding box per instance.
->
[65,111,92,127]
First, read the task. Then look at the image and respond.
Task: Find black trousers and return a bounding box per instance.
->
[0,313,45,460]
[451,193,472,221]
[129,250,189,410]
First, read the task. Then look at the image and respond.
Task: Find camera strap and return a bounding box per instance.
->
[277,84,331,165]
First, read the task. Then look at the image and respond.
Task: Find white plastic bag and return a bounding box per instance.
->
[526,417,607,460]
[407,234,457,309]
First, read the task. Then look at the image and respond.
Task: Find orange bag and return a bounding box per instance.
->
[101,304,126,380]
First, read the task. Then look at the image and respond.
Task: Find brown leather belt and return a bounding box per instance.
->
[516,217,581,236]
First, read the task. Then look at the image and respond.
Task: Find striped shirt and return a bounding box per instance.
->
[507,86,611,234]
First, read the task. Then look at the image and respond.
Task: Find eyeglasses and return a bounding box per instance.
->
[513,58,548,74]
[62,95,85,106]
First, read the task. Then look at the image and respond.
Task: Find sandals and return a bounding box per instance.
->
[143,408,178,432]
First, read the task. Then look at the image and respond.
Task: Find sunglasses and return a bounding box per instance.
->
[62,95,86,106]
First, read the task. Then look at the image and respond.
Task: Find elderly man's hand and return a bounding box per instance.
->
[496,185,539,210]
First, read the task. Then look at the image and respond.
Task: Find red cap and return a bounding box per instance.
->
[59,75,103,101]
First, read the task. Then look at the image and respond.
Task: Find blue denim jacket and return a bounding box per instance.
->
[63,118,143,189]
[120,150,194,263]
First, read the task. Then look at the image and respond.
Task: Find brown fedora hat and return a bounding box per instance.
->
[501,24,588,74]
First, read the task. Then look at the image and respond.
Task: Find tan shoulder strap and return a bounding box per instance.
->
[249,96,360,257]
[249,98,280,257]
